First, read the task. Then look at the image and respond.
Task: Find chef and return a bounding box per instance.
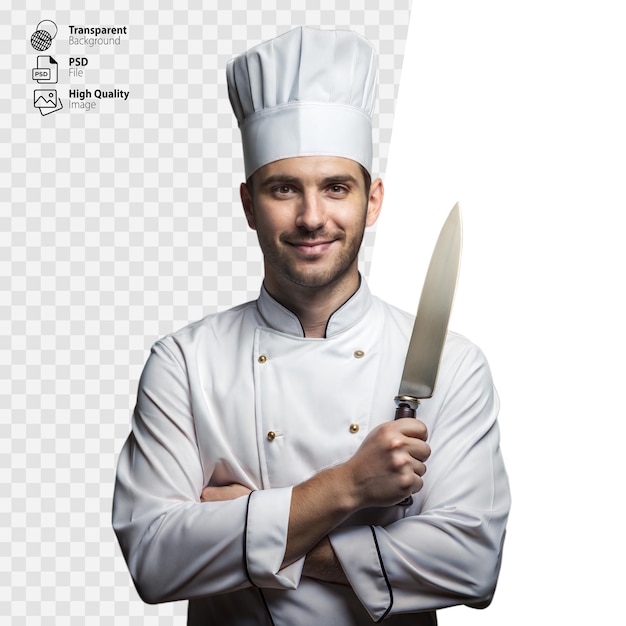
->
[113,26,510,625]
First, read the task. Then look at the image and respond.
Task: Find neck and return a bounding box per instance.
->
[264,271,360,338]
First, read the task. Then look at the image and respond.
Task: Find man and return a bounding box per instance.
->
[113,26,510,625]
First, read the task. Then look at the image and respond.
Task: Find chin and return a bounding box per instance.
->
[283,264,355,289]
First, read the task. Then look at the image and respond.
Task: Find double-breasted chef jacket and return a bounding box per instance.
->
[113,279,510,625]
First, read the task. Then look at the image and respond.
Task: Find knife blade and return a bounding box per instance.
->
[395,202,462,503]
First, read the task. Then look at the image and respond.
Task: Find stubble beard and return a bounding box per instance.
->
[261,219,367,290]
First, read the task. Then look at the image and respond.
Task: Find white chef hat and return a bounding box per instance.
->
[227,26,377,179]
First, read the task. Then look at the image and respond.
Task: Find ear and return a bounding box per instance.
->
[240,182,256,230]
[365,177,384,227]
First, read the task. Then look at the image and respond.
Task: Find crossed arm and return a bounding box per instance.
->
[114,338,509,615]
[200,417,431,585]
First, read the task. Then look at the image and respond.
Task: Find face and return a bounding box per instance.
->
[241,156,383,294]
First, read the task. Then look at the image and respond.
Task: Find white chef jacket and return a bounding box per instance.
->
[113,279,510,625]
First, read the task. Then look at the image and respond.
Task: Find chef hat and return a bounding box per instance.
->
[227,26,377,179]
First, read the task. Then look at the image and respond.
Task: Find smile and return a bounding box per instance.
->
[289,240,335,256]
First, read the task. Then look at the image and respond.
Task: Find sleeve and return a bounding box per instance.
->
[328,342,511,622]
[112,339,302,604]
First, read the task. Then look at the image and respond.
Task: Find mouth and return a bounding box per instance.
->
[288,240,336,256]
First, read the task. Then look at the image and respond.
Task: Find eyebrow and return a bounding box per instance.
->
[258,175,301,188]
[258,174,360,188]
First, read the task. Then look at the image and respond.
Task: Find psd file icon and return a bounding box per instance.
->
[32,56,58,84]
[34,89,63,116]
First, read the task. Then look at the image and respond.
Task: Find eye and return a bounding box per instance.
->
[271,184,295,197]
[328,184,348,195]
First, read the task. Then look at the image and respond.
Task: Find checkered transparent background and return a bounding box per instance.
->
[1,1,411,623]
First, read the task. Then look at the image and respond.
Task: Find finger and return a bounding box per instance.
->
[200,484,252,502]
[409,473,424,495]
[405,439,431,463]
[395,418,428,441]
[403,453,427,477]
[414,461,427,478]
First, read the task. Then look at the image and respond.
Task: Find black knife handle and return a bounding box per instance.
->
[394,404,416,420]
[394,398,419,506]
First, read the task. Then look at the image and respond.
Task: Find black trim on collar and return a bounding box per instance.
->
[323,273,362,338]
[257,274,369,338]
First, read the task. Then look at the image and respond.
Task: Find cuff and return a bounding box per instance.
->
[329,525,393,622]
[245,487,304,589]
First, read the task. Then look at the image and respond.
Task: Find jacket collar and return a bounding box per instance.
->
[256,276,372,338]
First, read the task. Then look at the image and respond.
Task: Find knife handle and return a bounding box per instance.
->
[394,404,416,420]
[394,398,419,506]
[396,405,414,505]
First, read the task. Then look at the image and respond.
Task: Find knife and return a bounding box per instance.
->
[395,203,462,504]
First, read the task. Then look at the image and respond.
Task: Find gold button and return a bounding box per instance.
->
[258,355,268,363]
[349,423,360,434]
[353,350,365,359]
[267,431,276,441]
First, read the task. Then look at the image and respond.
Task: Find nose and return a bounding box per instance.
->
[295,190,327,232]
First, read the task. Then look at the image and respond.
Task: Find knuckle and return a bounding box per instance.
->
[389,452,407,472]
[377,422,396,438]
[398,470,414,490]
[388,436,405,451]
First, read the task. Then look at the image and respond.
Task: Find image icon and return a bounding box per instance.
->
[30,20,58,51]
[33,89,63,116]
[32,56,58,84]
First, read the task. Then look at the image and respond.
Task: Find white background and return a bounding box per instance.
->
[372,1,626,623]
